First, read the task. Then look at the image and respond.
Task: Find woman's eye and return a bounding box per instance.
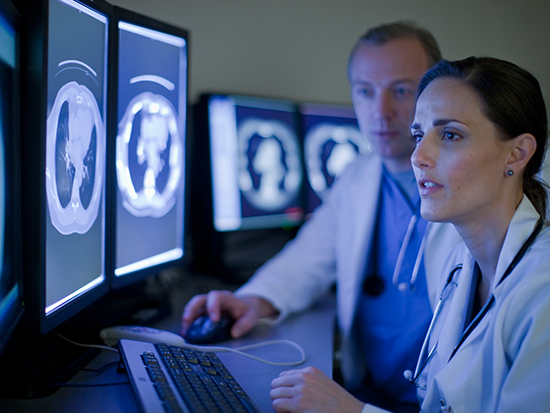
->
[410,133,423,143]
[443,132,460,140]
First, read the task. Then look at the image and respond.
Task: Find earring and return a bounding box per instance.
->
[507,170,514,176]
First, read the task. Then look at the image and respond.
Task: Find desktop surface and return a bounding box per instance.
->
[0,269,335,413]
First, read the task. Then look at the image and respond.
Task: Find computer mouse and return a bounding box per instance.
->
[100,325,186,347]
[184,314,235,345]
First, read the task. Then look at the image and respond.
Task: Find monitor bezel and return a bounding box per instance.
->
[0,0,24,354]
[18,0,113,335]
[107,5,190,290]
[189,92,304,277]
[206,92,304,232]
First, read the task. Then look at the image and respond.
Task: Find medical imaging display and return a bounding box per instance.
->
[44,0,108,315]
[115,20,187,278]
[299,103,368,214]
[0,16,11,307]
[208,95,303,231]
[0,1,21,350]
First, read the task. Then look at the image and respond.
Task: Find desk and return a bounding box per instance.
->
[0,288,335,413]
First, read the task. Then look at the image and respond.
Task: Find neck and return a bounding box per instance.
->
[381,156,413,174]
[455,193,523,304]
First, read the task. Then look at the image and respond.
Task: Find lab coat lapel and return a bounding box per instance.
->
[336,155,383,385]
[436,255,475,363]
[349,156,382,299]
[439,198,540,362]
[493,196,540,289]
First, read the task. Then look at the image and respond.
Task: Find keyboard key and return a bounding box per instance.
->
[136,345,262,412]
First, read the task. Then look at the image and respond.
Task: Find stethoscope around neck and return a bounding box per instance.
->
[364,213,427,296]
[404,216,545,390]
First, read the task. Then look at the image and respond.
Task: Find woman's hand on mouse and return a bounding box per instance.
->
[180,290,278,338]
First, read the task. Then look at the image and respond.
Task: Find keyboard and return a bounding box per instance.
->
[118,339,261,413]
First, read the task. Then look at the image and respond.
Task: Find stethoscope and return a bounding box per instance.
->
[364,213,429,296]
[404,216,545,390]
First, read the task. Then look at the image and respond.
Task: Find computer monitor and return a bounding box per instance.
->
[17,0,111,335]
[108,6,189,290]
[0,0,23,355]
[190,93,304,277]
[298,102,368,215]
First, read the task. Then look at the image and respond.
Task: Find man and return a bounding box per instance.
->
[182,21,460,413]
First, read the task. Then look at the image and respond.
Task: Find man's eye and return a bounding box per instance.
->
[355,87,374,98]
[394,87,413,99]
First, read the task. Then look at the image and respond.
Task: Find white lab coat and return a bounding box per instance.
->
[236,153,461,389]
[418,196,550,413]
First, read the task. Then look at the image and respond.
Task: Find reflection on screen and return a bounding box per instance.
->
[209,95,303,231]
[300,103,369,214]
[0,2,15,346]
[115,21,187,277]
[44,0,108,315]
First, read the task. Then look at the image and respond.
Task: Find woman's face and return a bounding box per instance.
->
[411,77,513,227]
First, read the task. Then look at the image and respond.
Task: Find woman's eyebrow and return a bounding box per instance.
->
[433,119,455,126]
[411,119,463,130]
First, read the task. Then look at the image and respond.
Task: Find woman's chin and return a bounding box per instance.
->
[420,206,448,223]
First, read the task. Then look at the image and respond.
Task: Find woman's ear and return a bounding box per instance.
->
[505,133,537,176]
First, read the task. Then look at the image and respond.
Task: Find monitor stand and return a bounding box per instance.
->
[0,327,100,399]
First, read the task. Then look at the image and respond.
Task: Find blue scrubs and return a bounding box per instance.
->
[354,168,432,412]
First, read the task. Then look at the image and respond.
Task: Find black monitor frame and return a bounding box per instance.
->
[17,0,112,335]
[189,92,304,278]
[107,6,190,290]
[0,0,23,355]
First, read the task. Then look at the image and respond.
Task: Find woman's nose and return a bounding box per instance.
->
[411,136,434,170]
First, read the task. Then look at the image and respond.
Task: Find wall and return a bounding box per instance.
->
[109,0,550,109]
[109,0,550,185]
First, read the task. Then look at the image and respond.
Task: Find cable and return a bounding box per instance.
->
[59,332,305,366]
[56,333,119,353]
[177,339,307,366]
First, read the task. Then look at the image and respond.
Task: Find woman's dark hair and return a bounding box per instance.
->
[417,57,549,218]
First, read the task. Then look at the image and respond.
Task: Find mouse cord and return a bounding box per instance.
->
[181,339,306,366]
[56,333,120,353]
[57,333,305,366]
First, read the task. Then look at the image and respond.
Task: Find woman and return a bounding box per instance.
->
[269,56,550,413]
[409,57,550,412]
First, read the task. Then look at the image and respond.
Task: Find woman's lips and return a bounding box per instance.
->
[417,178,442,195]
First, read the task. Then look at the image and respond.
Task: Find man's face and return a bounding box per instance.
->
[349,37,430,172]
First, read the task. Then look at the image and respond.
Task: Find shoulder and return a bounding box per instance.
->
[335,152,382,181]
[320,153,382,201]
[505,223,550,293]
[498,224,550,339]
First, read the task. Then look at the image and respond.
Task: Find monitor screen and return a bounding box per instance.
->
[299,102,368,215]
[110,7,188,289]
[19,0,111,334]
[207,94,304,231]
[0,0,23,354]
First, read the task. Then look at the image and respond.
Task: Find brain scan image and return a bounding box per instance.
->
[116,92,183,218]
[305,123,368,198]
[238,118,301,212]
[46,81,104,235]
